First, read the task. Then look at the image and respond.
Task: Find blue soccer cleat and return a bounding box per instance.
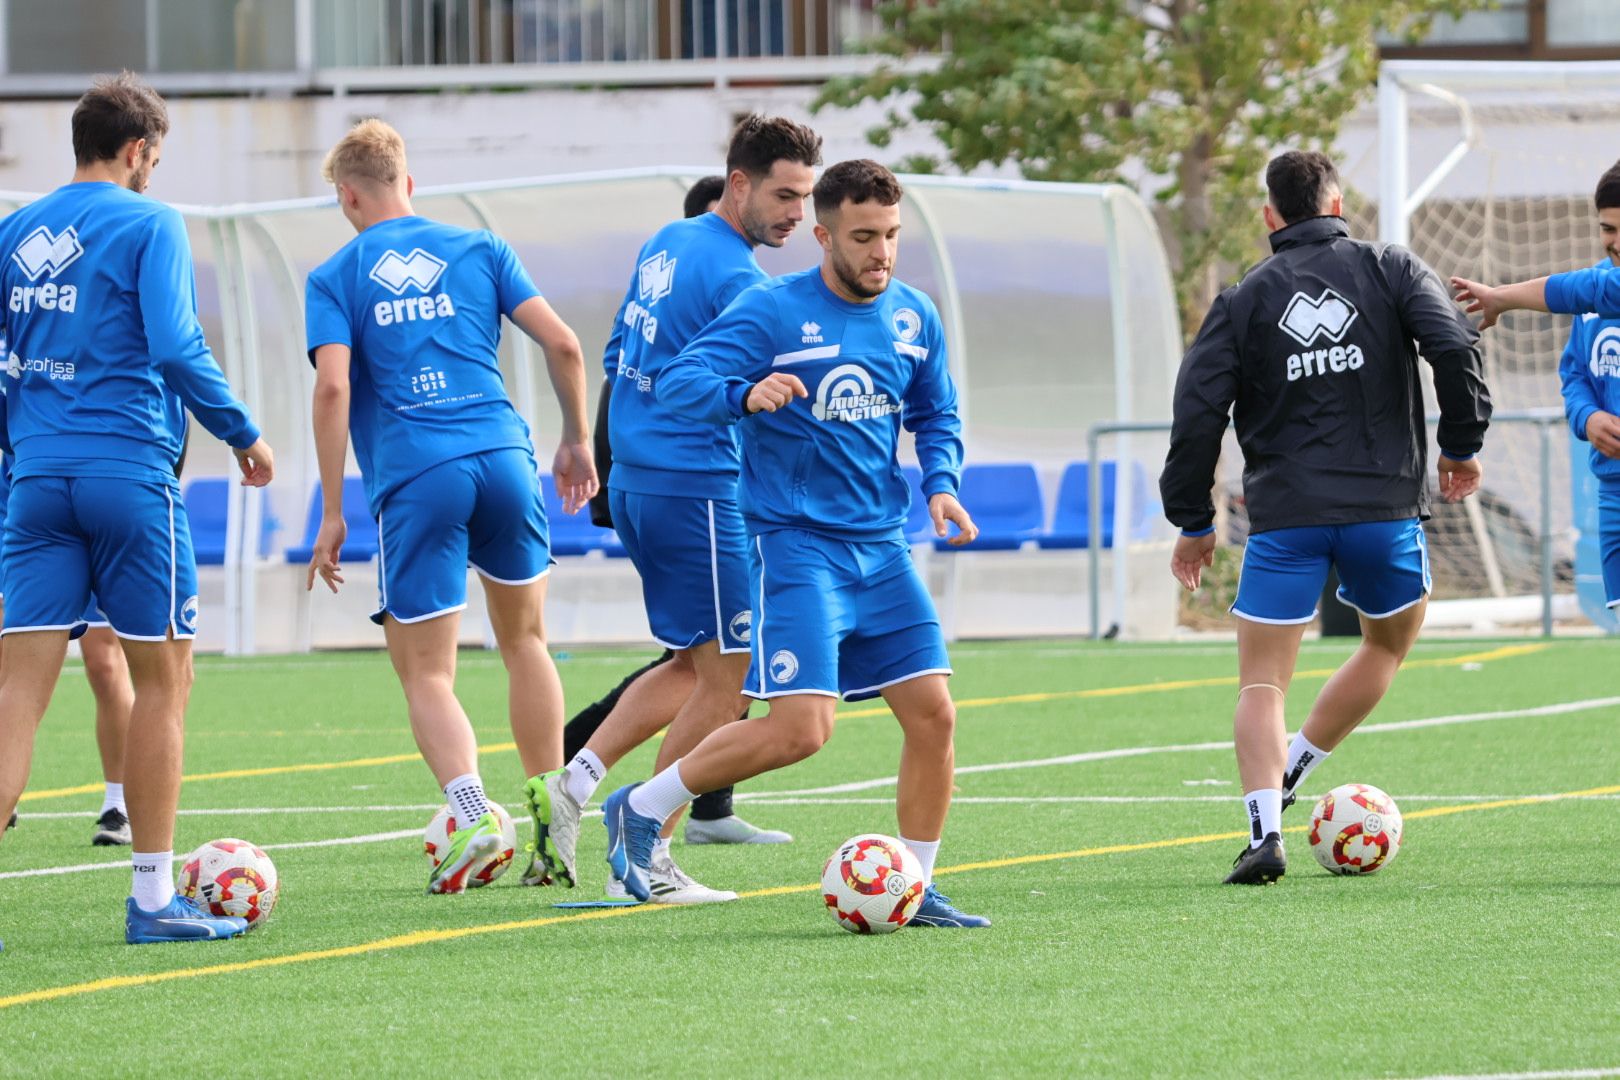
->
[125,895,249,945]
[908,884,991,929]
[601,784,660,903]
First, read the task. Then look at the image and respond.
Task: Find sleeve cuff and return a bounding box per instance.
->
[1544,272,1577,315]
[1571,404,1599,442]
[922,475,959,500]
[1439,450,1475,462]
[1181,525,1215,538]
[725,382,752,417]
[228,422,262,451]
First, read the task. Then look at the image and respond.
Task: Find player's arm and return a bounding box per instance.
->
[657,288,797,422]
[1160,290,1240,590]
[140,209,272,486]
[1453,265,1620,328]
[902,313,975,546]
[510,296,598,514]
[1388,248,1491,502]
[308,342,351,594]
[1558,322,1620,458]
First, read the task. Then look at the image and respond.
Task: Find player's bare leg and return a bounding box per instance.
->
[482,574,563,777]
[118,636,193,857]
[383,612,500,894]
[649,641,750,839]
[0,629,72,842]
[82,627,134,845]
[1225,618,1307,884]
[580,650,696,767]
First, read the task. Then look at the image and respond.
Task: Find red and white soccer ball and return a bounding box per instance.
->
[821,833,926,935]
[423,802,517,889]
[1309,783,1404,876]
[177,838,280,928]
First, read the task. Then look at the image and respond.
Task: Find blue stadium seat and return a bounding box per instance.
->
[285,477,379,563]
[542,474,619,556]
[932,462,1044,552]
[186,477,276,565]
[1038,461,1155,550]
[901,465,934,543]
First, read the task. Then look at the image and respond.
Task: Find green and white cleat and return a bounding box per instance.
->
[427,811,503,895]
[521,769,579,888]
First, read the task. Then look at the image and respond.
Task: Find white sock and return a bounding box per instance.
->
[444,773,490,826]
[1244,789,1283,847]
[131,851,175,911]
[1282,733,1331,797]
[627,762,695,824]
[652,836,672,863]
[902,837,940,884]
[563,749,606,806]
[101,782,126,817]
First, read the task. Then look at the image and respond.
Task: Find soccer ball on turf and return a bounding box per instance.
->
[177,838,279,928]
[423,802,517,888]
[821,833,926,934]
[1309,783,1404,876]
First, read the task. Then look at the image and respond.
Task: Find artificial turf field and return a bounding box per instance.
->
[1,636,1617,1079]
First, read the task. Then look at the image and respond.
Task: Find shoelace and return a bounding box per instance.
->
[651,858,696,887]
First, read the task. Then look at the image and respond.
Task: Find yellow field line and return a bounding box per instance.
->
[18,644,1543,802]
[1,773,1608,1014]
[836,642,1546,718]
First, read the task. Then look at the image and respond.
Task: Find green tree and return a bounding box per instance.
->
[815,0,1484,333]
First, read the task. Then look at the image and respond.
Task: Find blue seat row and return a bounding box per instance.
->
[901,461,1157,551]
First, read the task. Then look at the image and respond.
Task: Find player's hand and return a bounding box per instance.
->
[1170,531,1217,591]
[929,492,978,547]
[552,440,599,514]
[234,438,274,487]
[746,373,807,413]
[1450,277,1506,330]
[1587,411,1620,459]
[307,516,346,594]
[1437,454,1483,502]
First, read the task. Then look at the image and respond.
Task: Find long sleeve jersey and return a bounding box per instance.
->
[1554,260,1620,484]
[304,215,540,518]
[604,212,767,500]
[657,267,963,541]
[0,182,259,485]
[1161,216,1491,535]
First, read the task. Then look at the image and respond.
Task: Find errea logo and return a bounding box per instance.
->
[1278,288,1358,347]
[368,248,455,327]
[638,250,676,306]
[800,320,823,344]
[9,225,82,315]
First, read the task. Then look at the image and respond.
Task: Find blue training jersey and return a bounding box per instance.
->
[605,212,767,500]
[657,267,963,541]
[1557,260,1620,484]
[0,182,259,485]
[304,215,541,517]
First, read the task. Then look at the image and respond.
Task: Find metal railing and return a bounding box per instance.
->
[0,0,897,95]
[1086,408,1568,640]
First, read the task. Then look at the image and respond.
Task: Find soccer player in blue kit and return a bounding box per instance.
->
[597,159,991,927]
[303,120,597,894]
[0,73,276,945]
[535,116,821,903]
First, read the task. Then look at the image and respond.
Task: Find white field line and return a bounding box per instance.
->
[738,695,1620,798]
[1385,1070,1620,1080]
[7,694,1617,881]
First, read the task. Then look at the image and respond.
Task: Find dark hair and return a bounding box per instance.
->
[1265,151,1341,225]
[724,114,822,182]
[812,159,904,218]
[684,175,725,218]
[1596,161,1620,212]
[71,71,170,166]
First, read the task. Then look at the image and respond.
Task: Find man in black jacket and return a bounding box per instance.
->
[1160,151,1492,884]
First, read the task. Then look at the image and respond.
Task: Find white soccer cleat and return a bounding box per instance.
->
[604,856,738,905]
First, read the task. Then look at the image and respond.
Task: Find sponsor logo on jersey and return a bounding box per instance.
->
[1279,288,1358,347]
[892,307,922,343]
[638,250,677,306]
[812,363,903,423]
[369,249,456,327]
[1591,326,1620,378]
[769,649,799,684]
[410,366,448,397]
[7,351,74,380]
[800,320,823,344]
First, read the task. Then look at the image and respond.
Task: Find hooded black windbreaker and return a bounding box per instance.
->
[1160,217,1492,535]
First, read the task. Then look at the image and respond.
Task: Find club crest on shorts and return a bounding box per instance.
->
[728,609,752,644]
[769,649,799,684]
[179,594,200,634]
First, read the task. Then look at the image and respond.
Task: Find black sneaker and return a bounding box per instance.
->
[1224,832,1286,885]
[92,808,131,847]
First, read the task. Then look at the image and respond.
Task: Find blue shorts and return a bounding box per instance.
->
[0,487,105,632]
[1232,518,1431,624]
[610,489,750,654]
[374,448,550,625]
[2,476,198,641]
[745,529,950,701]
[1597,483,1620,608]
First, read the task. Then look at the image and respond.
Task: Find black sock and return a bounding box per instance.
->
[690,786,735,821]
